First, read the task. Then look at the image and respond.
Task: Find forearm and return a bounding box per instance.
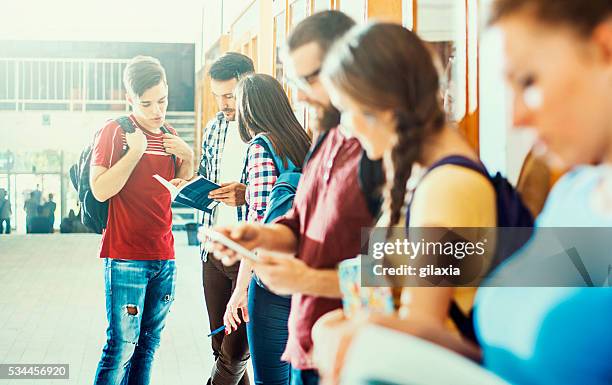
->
[236,260,253,292]
[91,150,142,201]
[259,224,299,254]
[369,313,482,362]
[176,157,194,180]
[301,268,342,298]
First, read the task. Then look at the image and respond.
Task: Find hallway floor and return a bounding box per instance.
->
[0,233,240,385]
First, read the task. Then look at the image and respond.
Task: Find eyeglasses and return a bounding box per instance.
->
[286,68,321,92]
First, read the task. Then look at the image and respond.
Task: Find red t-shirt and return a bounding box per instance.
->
[91,115,181,260]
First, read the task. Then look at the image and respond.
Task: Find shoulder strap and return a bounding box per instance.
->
[251,135,297,174]
[115,116,178,171]
[425,155,489,179]
[115,116,136,134]
[159,123,178,172]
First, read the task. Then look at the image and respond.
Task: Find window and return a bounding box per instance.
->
[312,0,332,12]
[273,11,286,83]
[339,0,366,22]
[415,0,466,124]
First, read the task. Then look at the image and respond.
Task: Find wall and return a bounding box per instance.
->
[478,0,533,184]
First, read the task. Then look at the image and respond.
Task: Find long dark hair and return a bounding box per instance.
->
[322,23,445,227]
[235,73,311,168]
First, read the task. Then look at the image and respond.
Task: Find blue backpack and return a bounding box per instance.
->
[247,135,301,294]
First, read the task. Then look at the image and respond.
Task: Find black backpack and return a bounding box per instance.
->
[69,117,134,233]
[69,116,174,234]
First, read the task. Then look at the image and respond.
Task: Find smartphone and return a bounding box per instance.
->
[200,227,260,263]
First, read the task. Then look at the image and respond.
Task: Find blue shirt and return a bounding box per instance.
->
[475,166,612,385]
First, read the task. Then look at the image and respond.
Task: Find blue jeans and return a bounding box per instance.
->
[290,368,319,385]
[247,277,292,385]
[94,258,176,385]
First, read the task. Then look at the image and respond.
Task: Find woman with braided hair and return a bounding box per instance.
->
[310,21,502,383]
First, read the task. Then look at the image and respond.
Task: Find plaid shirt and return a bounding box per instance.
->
[199,114,245,260]
[242,139,278,223]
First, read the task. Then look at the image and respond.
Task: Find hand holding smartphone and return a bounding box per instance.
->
[201,227,261,263]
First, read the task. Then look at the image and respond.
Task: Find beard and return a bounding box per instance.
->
[312,104,341,133]
[223,109,235,121]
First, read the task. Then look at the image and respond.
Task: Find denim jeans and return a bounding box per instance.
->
[247,277,292,385]
[290,368,319,385]
[94,258,176,385]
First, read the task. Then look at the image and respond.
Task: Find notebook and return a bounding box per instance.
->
[153,174,221,213]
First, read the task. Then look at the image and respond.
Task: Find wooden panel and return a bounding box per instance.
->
[367,0,403,23]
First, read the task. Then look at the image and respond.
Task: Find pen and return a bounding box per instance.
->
[207,325,226,337]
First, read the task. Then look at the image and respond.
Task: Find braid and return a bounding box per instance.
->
[385,113,423,227]
[384,106,445,228]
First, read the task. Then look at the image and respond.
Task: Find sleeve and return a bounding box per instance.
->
[273,205,301,240]
[91,122,122,168]
[246,143,277,222]
[198,119,215,178]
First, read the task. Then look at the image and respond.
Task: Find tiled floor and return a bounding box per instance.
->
[0,233,249,385]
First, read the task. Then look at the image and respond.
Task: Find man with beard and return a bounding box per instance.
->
[208,11,384,385]
[198,52,254,385]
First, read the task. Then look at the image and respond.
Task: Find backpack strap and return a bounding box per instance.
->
[114,116,177,175]
[425,155,489,179]
[159,123,178,174]
[250,134,299,174]
[407,155,490,224]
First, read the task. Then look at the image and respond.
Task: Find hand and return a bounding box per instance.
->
[223,287,249,335]
[312,309,369,385]
[204,223,265,266]
[251,254,310,296]
[208,182,246,206]
[125,129,147,157]
[163,133,194,161]
[169,178,189,188]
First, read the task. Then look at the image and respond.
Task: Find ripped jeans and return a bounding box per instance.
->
[94,258,176,385]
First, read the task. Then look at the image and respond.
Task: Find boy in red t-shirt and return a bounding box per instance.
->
[91,56,194,385]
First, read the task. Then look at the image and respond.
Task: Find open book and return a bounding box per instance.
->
[153,174,221,213]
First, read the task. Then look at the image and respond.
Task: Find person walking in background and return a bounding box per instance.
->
[32,184,42,206]
[24,191,39,234]
[0,188,11,234]
[43,193,56,232]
